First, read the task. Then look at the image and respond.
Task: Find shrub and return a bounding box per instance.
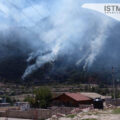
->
[112,108,120,114]
[67,114,76,118]
[82,118,97,120]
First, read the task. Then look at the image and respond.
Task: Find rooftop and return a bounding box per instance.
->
[63,92,92,102]
[81,92,105,99]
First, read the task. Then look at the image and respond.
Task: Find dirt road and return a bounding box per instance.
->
[98,114,120,120]
[57,114,120,120]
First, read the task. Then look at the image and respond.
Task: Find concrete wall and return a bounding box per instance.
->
[0,107,74,119]
[1,106,92,119]
[6,109,51,119]
[106,99,120,106]
[0,111,6,117]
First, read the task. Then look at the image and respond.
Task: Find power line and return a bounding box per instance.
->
[26,0,42,16]
[112,66,116,100]
[6,1,41,37]
[26,0,47,31]
[7,0,35,24]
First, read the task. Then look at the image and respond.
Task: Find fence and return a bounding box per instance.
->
[105,99,120,106]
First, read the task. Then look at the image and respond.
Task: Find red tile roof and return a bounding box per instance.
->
[64,93,91,102]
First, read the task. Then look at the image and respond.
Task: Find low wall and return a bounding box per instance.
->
[1,105,92,119]
[106,99,120,106]
[1,108,73,119]
[0,111,6,117]
[5,109,51,119]
[50,107,75,115]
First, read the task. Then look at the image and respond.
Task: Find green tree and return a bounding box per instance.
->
[34,87,52,108]
[24,96,36,108]
[25,87,52,108]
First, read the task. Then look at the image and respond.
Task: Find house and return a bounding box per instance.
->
[15,102,30,111]
[80,92,106,100]
[52,92,92,107]
[0,97,10,107]
[0,103,10,107]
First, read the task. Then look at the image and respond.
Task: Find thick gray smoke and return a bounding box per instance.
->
[0,0,119,79]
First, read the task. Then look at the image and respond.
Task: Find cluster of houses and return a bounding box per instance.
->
[0,92,113,119]
[0,92,112,111]
[0,97,30,111]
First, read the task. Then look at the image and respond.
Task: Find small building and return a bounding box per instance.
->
[15,102,30,111]
[52,92,92,107]
[0,103,10,107]
[81,92,106,100]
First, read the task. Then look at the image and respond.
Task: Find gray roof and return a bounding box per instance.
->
[81,92,105,99]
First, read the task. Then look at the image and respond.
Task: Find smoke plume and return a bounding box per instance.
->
[0,0,119,80]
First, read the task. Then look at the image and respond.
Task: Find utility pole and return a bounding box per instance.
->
[112,66,116,100]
